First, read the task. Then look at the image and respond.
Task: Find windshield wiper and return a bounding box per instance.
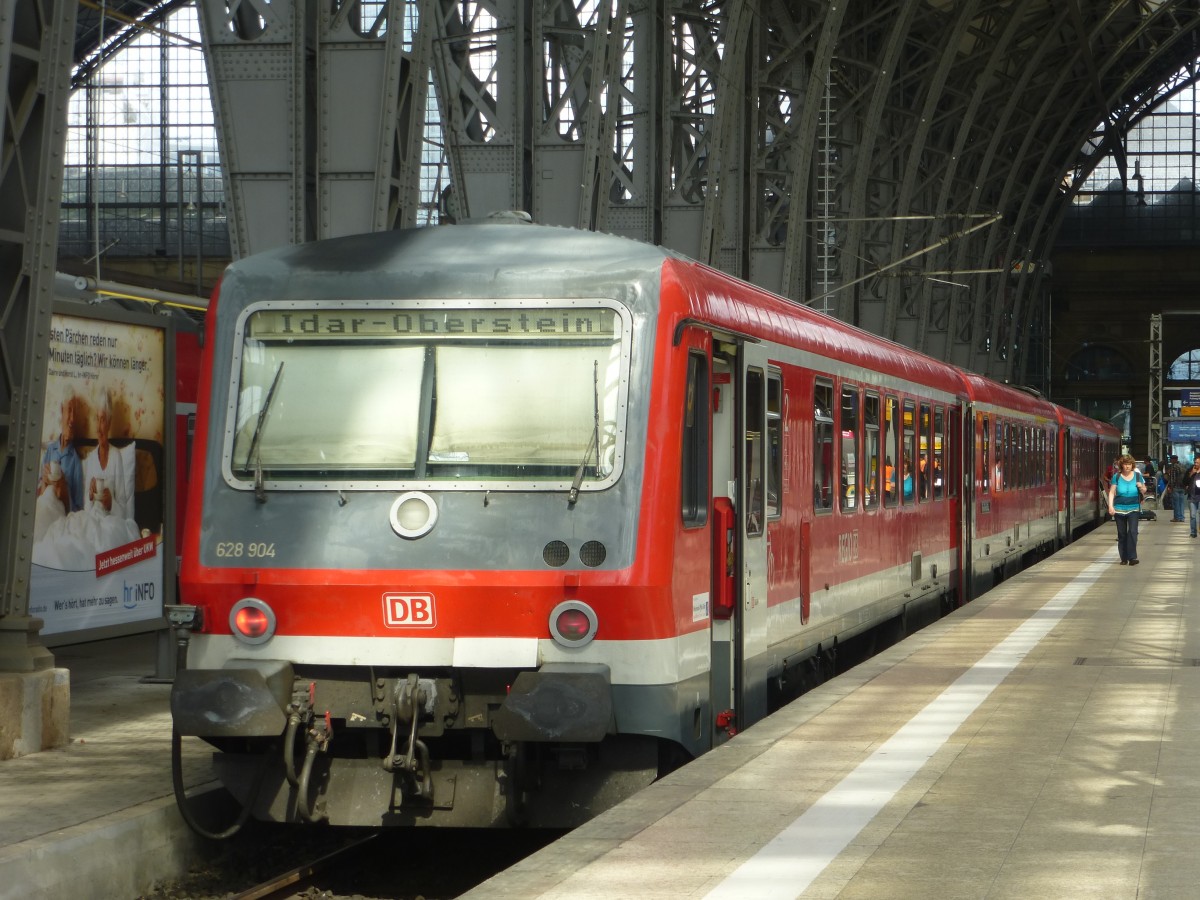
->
[568,361,601,507]
[244,362,284,502]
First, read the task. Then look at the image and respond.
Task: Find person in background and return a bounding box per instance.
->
[1185,458,1200,539]
[37,393,83,516]
[84,391,125,516]
[1164,454,1186,523]
[1107,454,1147,565]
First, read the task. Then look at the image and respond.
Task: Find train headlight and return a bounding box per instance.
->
[549,600,598,648]
[389,491,439,539]
[230,597,276,645]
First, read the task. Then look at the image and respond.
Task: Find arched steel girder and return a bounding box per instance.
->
[70,0,196,88]
[837,0,925,334]
[933,0,1046,374]
[777,1,849,304]
[945,0,1080,381]
[1065,61,1200,201]
[998,2,1200,385]
[196,0,426,257]
[1007,57,1200,390]
[970,3,1093,382]
[47,0,1200,351]
[884,0,984,358]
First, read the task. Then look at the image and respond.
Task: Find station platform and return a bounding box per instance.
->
[2,517,1196,899]
[464,519,1200,900]
[0,631,218,900]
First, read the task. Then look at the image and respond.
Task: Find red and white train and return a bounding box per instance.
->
[169,220,1118,832]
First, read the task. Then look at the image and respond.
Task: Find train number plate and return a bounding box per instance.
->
[383,592,437,628]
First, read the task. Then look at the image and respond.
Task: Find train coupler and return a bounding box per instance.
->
[383,675,435,801]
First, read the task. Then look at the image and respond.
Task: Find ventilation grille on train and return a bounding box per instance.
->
[542,540,607,567]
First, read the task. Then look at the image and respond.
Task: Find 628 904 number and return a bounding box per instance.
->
[215,541,277,558]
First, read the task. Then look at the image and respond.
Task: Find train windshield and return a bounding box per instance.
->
[224,301,630,491]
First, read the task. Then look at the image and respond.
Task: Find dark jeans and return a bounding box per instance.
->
[1115,510,1140,562]
[1172,489,1186,521]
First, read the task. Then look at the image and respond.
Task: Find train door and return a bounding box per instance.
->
[737,344,771,726]
[949,404,964,603]
[708,342,770,742]
[1063,429,1074,538]
[709,355,736,743]
[963,407,982,601]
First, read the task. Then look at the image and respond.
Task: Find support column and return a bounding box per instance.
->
[0,0,73,756]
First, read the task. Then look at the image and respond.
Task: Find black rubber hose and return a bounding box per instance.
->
[295,739,326,823]
[170,726,271,840]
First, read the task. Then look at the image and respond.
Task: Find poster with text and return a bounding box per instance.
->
[30,313,166,636]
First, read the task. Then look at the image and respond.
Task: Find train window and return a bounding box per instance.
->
[681,352,709,527]
[902,399,916,505]
[933,406,945,500]
[1018,426,1025,489]
[1023,426,1031,488]
[840,386,860,512]
[919,403,931,501]
[224,302,631,492]
[1009,423,1016,489]
[1045,429,1051,487]
[1005,422,1012,491]
[767,372,782,520]
[1033,429,1039,487]
[994,420,1005,492]
[746,367,766,535]
[884,395,899,507]
[864,393,881,510]
[813,380,834,513]
[981,414,990,495]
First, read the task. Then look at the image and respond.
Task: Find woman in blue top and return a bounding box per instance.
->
[1107,454,1147,565]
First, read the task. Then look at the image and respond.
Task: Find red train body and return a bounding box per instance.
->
[169,222,1118,830]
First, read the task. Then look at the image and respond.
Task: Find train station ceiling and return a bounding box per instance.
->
[41,1,1200,387]
[4,0,1200,632]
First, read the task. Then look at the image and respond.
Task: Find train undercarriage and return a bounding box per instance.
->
[173,661,663,829]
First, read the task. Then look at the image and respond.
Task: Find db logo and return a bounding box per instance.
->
[383,592,437,628]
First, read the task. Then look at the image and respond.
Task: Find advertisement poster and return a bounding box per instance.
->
[30,313,166,636]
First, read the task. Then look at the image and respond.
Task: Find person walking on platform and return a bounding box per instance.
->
[1186,458,1200,538]
[1164,454,1186,522]
[1108,454,1147,565]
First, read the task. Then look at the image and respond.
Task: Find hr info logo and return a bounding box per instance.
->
[124,580,155,609]
[383,592,437,628]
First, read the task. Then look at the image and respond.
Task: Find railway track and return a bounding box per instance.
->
[229,832,382,900]
[221,827,565,900]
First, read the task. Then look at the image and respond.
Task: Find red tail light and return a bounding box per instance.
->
[555,609,591,640]
[229,598,276,645]
[235,606,270,638]
[549,600,598,647]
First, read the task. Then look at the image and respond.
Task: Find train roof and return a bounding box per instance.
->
[663,258,969,396]
[1056,405,1122,437]
[953,370,1060,419]
[216,220,679,304]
